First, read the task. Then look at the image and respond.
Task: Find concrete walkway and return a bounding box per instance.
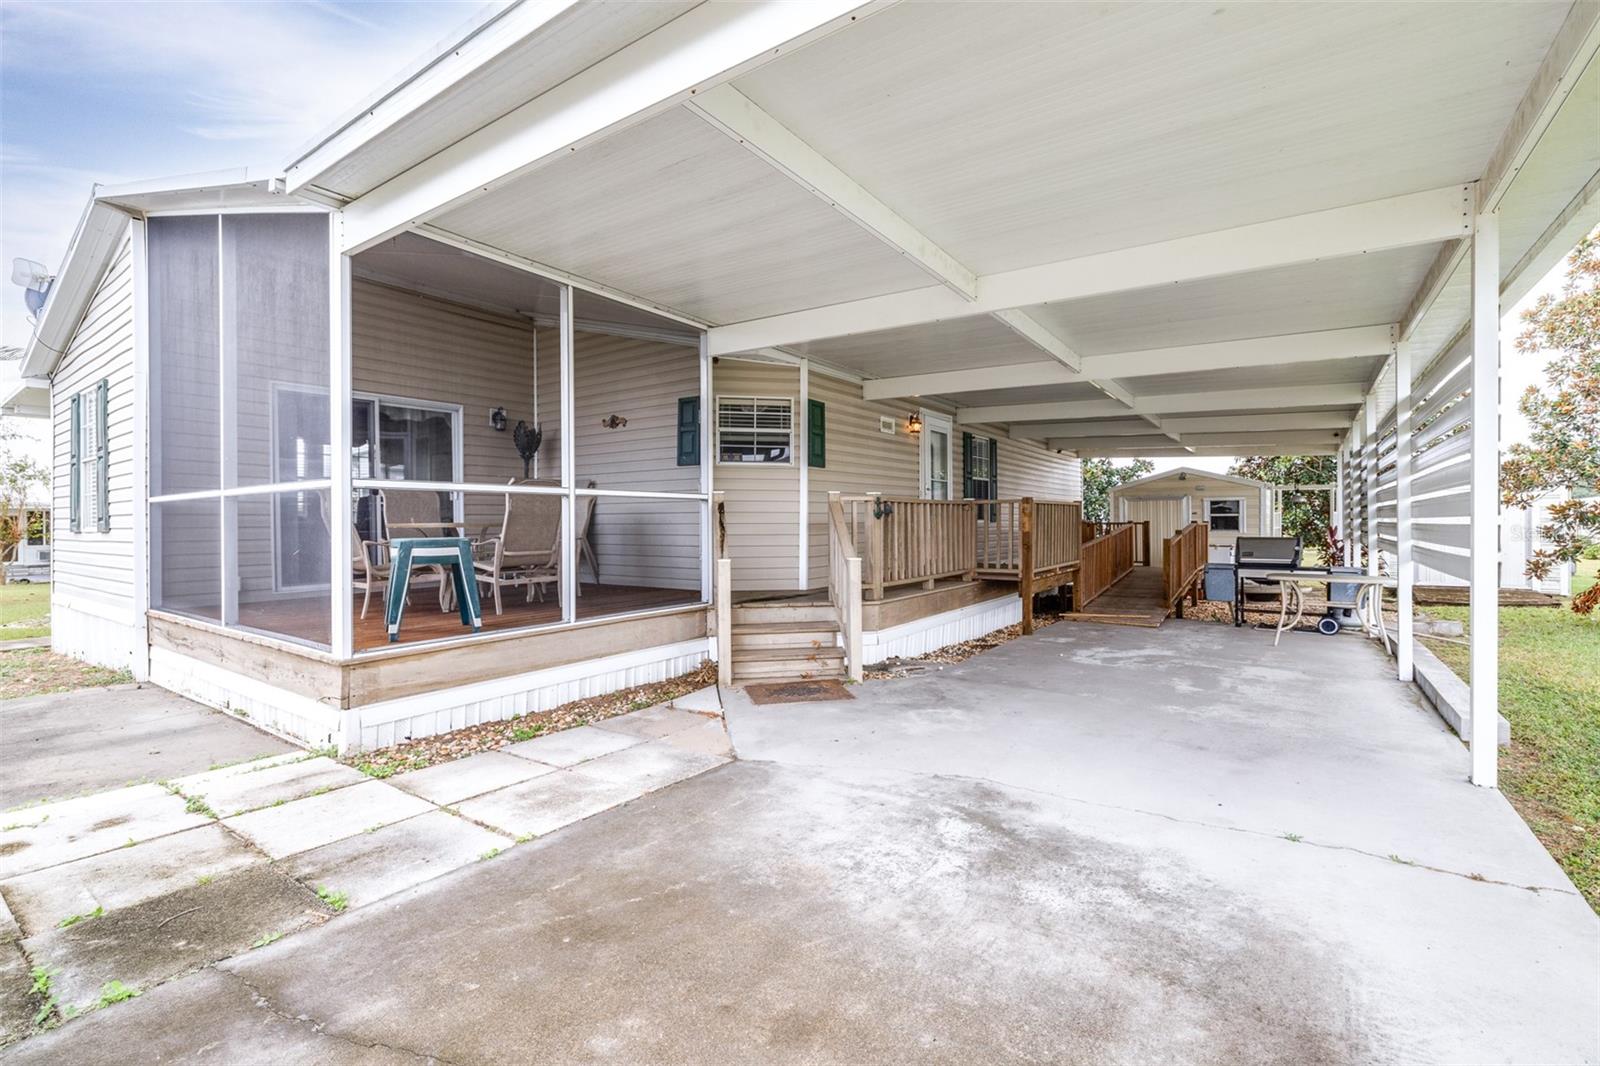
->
[3,625,1596,1063]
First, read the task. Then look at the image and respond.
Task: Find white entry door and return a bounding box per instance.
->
[1119,495,1190,567]
[920,410,953,499]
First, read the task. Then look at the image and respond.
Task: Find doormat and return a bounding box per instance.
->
[743,679,855,704]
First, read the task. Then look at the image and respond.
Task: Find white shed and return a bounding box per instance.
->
[1109,467,1273,565]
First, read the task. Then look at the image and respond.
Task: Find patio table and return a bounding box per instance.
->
[1262,571,1394,652]
[385,537,483,642]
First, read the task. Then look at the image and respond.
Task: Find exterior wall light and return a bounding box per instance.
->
[907,411,923,434]
[490,407,508,432]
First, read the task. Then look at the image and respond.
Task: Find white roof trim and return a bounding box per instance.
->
[1109,466,1272,493]
[17,197,131,380]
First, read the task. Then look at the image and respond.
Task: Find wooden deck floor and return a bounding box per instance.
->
[1061,566,1170,628]
[198,583,702,651]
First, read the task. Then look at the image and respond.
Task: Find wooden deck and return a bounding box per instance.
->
[1059,567,1170,628]
[193,583,702,651]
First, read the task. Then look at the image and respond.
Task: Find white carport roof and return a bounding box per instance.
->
[289,0,1599,460]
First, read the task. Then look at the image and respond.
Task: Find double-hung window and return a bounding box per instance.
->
[1206,498,1244,532]
[716,396,793,464]
[69,379,110,533]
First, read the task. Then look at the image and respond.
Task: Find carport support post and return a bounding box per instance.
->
[1019,497,1035,634]
[1364,394,1379,576]
[1469,208,1500,788]
[1395,338,1414,682]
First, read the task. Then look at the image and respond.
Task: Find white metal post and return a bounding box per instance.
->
[218,216,238,625]
[700,333,713,604]
[797,358,809,591]
[1469,208,1501,788]
[1395,339,1414,681]
[1364,394,1379,576]
[329,215,354,661]
[129,220,152,681]
[559,284,577,624]
[1332,449,1344,565]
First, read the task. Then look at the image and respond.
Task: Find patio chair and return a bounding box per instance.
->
[351,525,396,620]
[379,488,457,610]
[472,480,562,615]
[475,487,596,613]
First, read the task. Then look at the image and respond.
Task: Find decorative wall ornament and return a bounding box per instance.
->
[600,415,629,429]
[513,420,543,478]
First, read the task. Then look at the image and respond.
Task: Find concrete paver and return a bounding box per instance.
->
[0,686,293,809]
[672,684,723,715]
[0,939,33,1045]
[662,717,734,758]
[573,739,727,792]
[0,823,261,937]
[590,705,708,740]
[502,723,640,767]
[390,751,556,805]
[169,756,367,817]
[285,811,511,910]
[455,771,645,839]
[0,784,210,881]
[223,781,434,860]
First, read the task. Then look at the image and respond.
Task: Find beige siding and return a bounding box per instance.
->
[712,359,801,592]
[52,231,137,611]
[1111,471,1268,560]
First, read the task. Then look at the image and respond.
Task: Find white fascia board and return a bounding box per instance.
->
[1042,435,1177,451]
[338,0,893,253]
[706,184,1473,355]
[20,199,132,378]
[285,0,585,196]
[1072,446,1196,458]
[1014,419,1161,439]
[1177,431,1348,449]
[862,361,1079,401]
[686,83,976,299]
[1480,0,1600,212]
[1081,324,1396,380]
[1156,412,1356,434]
[956,399,1131,424]
[1135,384,1366,415]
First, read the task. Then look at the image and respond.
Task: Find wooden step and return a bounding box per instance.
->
[731,602,838,625]
[733,660,847,681]
[731,620,840,650]
[731,645,847,681]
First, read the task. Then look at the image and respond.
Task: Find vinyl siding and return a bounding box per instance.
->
[51,231,137,614]
[711,359,801,592]
[1111,472,1268,560]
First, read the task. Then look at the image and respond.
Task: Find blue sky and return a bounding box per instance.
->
[1,0,506,349]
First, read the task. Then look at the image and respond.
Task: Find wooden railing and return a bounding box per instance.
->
[826,492,864,682]
[1076,523,1137,609]
[1081,520,1151,565]
[975,498,1082,577]
[1162,521,1208,616]
[835,495,975,600]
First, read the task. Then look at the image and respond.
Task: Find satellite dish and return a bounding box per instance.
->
[12,258,53,320]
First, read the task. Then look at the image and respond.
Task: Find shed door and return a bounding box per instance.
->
[1119,496,1189,567]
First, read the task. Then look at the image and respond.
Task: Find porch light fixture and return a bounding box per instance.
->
[490,407,508,432]
[907,411,923,434]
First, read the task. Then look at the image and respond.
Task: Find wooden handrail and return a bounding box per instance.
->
[826,492,864,681]
[1161,521,1209,616]
[1076,524,1137,609]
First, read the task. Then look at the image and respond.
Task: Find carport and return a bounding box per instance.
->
[282,0,1600,787]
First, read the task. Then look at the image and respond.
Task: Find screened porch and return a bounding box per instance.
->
[146,216,712,656]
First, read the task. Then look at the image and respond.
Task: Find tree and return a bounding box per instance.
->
[1502,229,1600,614]
[1081,457,1153,522]
[0,418,48,584]
[1228,455,1338,558]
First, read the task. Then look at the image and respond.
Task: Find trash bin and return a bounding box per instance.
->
[1204,563,1236,602]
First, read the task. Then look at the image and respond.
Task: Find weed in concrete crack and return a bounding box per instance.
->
[184,795,217,819]
[2,813,46,831]
[363,824,382,834]
[56,905,105,929]
[1388,853,1413,865]
[316,885,349,912]
[1469,872,1486,881]
[250,931,284,949]
[270,798,287,807]
[1283,832,1303,842]
[514,834,532,844]
[479,847,502,861]
[96,980,140,1008]
[29,966,59,1028]
[356,762,396,779]
[307,745,338,760]
[195,874,215,886]
[510,724,546,742]
[307,786,332,797]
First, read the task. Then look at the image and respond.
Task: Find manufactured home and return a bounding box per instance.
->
[6,0,1599,792]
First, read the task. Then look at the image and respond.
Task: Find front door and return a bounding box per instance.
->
[1120,495,1190,567]
[920,410,953,499]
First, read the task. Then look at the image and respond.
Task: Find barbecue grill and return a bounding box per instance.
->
[1232,537,1302,625]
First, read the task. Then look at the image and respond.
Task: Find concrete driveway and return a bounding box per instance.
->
[5,622,1596,1063]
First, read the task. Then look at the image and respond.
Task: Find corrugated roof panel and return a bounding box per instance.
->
[1024,245,1437,355]
[430,107,932,324]
[732,1,1569,274]
[315,2,699,200]
[789,314,1055,378]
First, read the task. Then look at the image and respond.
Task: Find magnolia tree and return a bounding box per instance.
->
[1228,455,1338,558]
[0,418,47,582]
[1503,230,1600,614]
[1081,457,1153,523]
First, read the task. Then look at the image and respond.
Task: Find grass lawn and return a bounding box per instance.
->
[0,648,130,699]
[1574,557,1598,597]
[1419,596,1600,913]
[0,582,50,640]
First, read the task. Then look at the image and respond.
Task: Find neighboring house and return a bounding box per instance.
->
[3,500,50,582]
[1109,468,1273,564]
[0,0,1591,787]
[1406,488,1573,596]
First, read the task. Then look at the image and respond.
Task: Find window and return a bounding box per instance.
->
[963,433,996,501]
[716,396,792,464]
[69,380,109,533]
[350,395,462,542]
[1206,498,1244,532]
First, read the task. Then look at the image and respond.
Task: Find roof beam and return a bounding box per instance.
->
[707,184,1472,355]
[960,384,1365,424]
[337,0,891,253]
[1081,324,1395,380]
[862,362,1078,401]
[686,84,976,299]
[1014,420,1163,440]
[1155,412,1355,434]
[1042,435,1179,452]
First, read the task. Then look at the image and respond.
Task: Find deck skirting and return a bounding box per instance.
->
[861,592,1020,664]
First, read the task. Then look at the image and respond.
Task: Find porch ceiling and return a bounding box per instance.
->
[1117,356,1389,401]
[786,315,1053,378]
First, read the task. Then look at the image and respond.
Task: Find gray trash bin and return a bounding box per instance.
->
[1204,563,1236,602]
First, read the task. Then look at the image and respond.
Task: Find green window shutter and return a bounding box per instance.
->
[807,399,826,468]
[961,432,974,499]
[676,396,700,466]
[989,437,998,499]
[96,379,111,532]
[69,394,82,533]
